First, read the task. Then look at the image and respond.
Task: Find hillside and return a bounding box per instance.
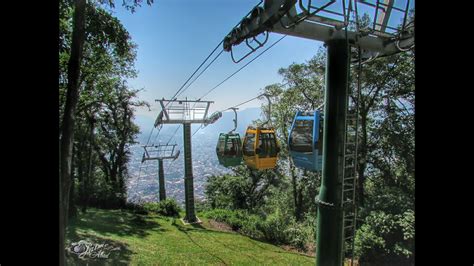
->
[66,208,315,265]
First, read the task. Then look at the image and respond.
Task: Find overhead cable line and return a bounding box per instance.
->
[219,93,266,113]
[171,1,265,101]
[192,124,204,137]
[169,40,224,102]
[145,41,225,146]
[198,35,287,101]
[167,33,285,139]
[167,125,181,144]
[151,126,162,145]
[145,2,265,146]
[176,49,225,99]
[144,126,155,147]
[143,43,222,146]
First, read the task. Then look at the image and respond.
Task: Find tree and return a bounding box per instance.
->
[59,1,86,264]
[349,49,415,207]
[92,82,145,207]
[351,51,414,264]
[205,166,281,211]
[262,52,325,221]
[258,41,415,263]
[59,0,153,264]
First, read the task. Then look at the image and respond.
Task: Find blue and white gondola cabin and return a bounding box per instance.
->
[288,110,323,171]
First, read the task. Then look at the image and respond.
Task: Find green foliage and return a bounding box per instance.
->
[355,210,414,265]
[204,45,415,261]
[142,199,182,217]
[262,57,324,222]
[349,51,415,264]
[259,209,290,244]
[239,214,265,240]
[205,174,249,210]
[194,198,209,212]
[82,171,126,209]
[60,0,149,211]
[202,208,314,252]
[123,202,148,215]
[364,179,414,215]
[283,219,313,251]
[205,166,280,211]
[202,209,246,230]
[95,0,154,13]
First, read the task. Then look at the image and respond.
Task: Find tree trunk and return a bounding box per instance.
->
[110,167,118,189]
[59,0,86,264]
[290,159,301,221]
[357,112,368,207]
[69,144,78,218]
[297,183,304,218]
[82,117,95,213]
[94,143,111,183]
[283,127,301,221]
[77,139,85,207]
[59,140,64,266]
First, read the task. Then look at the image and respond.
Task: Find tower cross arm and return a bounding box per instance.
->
[272,17,414,55]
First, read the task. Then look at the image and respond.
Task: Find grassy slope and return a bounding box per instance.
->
[66,208,315,265]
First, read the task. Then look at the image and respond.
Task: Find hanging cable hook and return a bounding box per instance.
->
[259,93,272,127]
[229,107,239,133]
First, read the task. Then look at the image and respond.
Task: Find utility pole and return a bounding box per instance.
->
[154,99,220,223]
[141,144,180,202]
[220,1,414,265]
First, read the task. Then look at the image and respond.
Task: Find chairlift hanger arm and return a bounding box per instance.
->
[230,107,239,133]
[223,0,295,60]
[230,32,269,64]
[259,93,272,127]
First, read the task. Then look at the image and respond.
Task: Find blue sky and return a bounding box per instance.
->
[112,0,414,120]
[113,0,324,118]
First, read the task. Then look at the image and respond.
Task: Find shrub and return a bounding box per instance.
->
[205,170,279,211]
[283,220,313,251]
[194,199,210,212]
[239,214,264,239]
[203,209,244,230]
[143,199,182,217]
[354,210,414,265]
[259,211,290,244]
[203,208,314,252]
[123,202,148,215]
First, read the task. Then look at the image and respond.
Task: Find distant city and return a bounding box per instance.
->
[126,107,262,205]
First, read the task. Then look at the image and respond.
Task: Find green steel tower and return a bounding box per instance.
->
[154,99,219,224]
[141,144,180,202]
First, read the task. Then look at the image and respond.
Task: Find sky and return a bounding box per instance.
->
[112,0,414,121]
[112,0,323,119]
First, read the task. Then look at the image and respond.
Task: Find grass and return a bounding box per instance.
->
[66,208,315,265]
